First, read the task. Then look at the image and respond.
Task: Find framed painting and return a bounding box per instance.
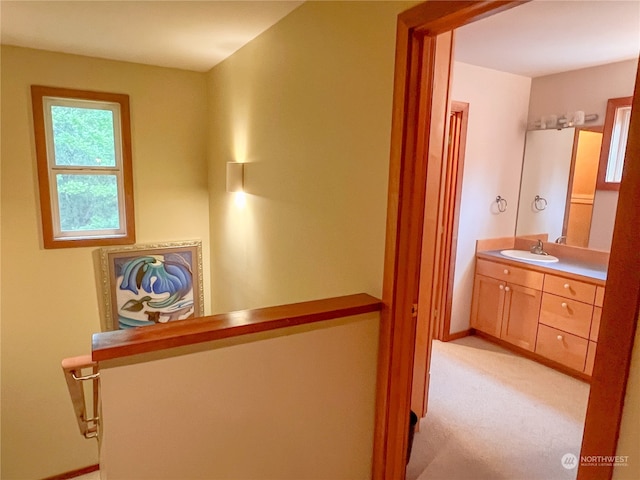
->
[100,240,204,330]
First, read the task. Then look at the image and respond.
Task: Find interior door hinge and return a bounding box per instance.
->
[412,304,418,317]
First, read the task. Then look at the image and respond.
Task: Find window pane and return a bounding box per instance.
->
[51,106,116,167]
[605,106,631,183]
[56,174,120,231]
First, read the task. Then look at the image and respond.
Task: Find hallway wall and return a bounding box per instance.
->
[1,46,210,479]
[206,1,413,312]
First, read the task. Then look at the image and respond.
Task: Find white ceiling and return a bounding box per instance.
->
[0,1,304,72]
[455,0,640,77]
[1,1,639,76]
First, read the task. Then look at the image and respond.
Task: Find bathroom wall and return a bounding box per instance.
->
[449,61,531,334]
[528,59,638,251]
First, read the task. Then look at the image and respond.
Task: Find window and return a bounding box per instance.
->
[597,96,633,191]
[31,86,135,248]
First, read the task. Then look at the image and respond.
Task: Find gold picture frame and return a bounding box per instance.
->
[99,240,204,330]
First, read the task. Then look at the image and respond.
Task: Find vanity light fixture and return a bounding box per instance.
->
[533,111,599,130]
[226,162,245,193]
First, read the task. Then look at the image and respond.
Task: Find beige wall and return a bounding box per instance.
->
[206,0,414,313]
[0,46,210,479]
[528,59,638,251]
[614,313,640,479]
[449,61,532,333]
[99,313,380,479]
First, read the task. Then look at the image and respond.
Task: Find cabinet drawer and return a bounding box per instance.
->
[539,293,593,338]
[595,287,605,307]
[535,324,588,372]
[584,341,597,375]
[476,259,543,290]
[590,307,601,342]
[543,274,596,304]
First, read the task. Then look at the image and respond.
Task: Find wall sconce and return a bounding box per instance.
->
[226,162,244,193]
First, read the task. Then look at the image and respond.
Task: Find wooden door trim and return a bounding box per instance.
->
[373,2,524,478]
[410,29,455,421]
[374,1,640,479]
[579,70,640,480]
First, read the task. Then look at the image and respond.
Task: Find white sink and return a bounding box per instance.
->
[500,249,559,263]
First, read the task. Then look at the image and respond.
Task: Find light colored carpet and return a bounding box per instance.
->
[406,336,590,480]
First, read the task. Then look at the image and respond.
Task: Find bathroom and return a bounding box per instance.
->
[407,1,637,479]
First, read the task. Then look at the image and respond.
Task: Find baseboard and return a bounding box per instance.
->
[41,464,99,480]
[473,330,591,383]
[443,329,471,342]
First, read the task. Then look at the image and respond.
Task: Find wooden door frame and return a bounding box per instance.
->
[372,1,640,479]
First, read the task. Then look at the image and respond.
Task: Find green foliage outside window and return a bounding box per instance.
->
[56,175,120,231]
[51,106,116,167]
[51,105,121,231]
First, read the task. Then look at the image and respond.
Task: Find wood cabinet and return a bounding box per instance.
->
[470,274,504,338]
[471,260,543,352]
[471,255,605,377]
[500,284,542,351]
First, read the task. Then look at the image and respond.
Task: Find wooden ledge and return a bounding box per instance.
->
[92,293,382,361]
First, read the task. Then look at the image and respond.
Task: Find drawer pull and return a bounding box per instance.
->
[557,335,564,341]
[561,302,568,309]
[505,286,511,292]
[499,284,504,290]
[564,283,570,289]
[503,269,509,274]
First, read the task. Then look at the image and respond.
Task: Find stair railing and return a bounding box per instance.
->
[61,354,100,439]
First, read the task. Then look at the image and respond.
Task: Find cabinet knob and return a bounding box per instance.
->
[564,283,570,289]
[557,335,564,341]
[499,284,504,290]
[561,302,568,309]
[505,286,511,292]
[503,269,509,274]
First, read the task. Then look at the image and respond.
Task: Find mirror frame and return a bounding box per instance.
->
[596,96,633,191]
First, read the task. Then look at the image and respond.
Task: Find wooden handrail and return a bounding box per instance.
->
[61,355,99,439]
[93,293,383,361]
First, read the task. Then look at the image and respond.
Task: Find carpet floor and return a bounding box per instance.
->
[406,336,590,480]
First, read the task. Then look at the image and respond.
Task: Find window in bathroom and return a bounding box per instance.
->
[597,96,632,190]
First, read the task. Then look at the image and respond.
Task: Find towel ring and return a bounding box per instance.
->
[534,195,548,211]
[495,196,507,213]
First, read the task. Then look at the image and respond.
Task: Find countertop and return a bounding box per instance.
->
[478,249,607,284]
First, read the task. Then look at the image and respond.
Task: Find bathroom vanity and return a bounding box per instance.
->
[470,241,606,379]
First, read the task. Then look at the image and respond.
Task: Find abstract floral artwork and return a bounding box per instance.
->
[100,241,204,330]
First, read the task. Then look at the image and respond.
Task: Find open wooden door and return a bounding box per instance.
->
[411,99,469,419]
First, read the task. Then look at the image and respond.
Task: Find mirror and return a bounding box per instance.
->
[515,93,633,251]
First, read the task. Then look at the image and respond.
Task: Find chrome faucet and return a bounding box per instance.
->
[555,236,567,244]
[530,239,548,255]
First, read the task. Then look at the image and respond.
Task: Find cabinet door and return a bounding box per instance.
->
[501,283,542,351]
[470,274,504,337]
